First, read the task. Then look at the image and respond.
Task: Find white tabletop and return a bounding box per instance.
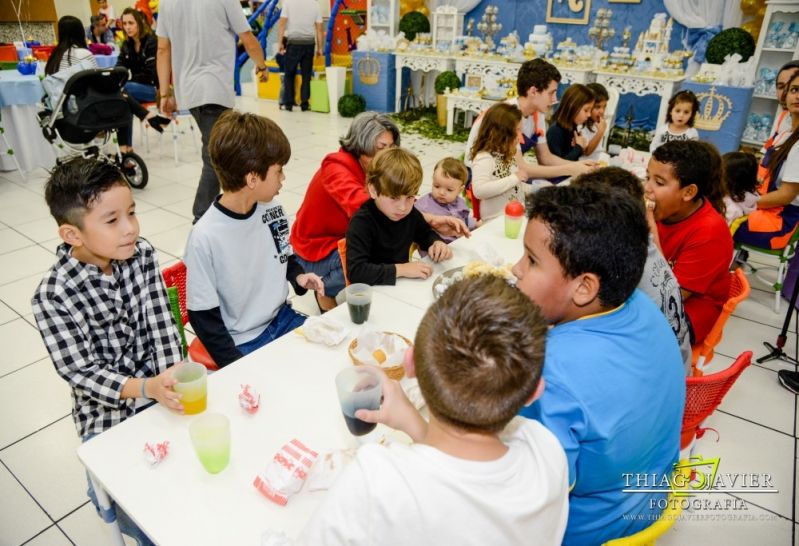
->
[76,216,526,545]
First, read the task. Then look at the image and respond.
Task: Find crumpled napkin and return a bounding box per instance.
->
[300,315,350,346]
[353,331,409,367]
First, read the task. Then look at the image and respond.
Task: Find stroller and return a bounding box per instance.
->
[39,66,148,189]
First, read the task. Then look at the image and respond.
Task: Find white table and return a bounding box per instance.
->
[0,71,56,175]
[444,92,498,135]
[593,70,686,131]
[394,51,455,112]
[551,64,595,86]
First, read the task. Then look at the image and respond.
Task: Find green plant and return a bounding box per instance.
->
[337,93,366,117]
[434,71,461,95]
[390,107,469,143]
[399,11,430,42]
[705,28,755,64]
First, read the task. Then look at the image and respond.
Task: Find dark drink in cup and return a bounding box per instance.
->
[335,366,382,437]
[345,283,372,324]
[342,413,377,436]
[348,301,371,324]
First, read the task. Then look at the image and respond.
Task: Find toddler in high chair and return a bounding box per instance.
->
[723,151,760,227]
[415,157,481,241]
[649,90,700,152]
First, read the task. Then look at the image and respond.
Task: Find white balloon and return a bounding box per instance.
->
[428,0,481,13]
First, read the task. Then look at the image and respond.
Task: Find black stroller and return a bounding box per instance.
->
[39,66,148,189]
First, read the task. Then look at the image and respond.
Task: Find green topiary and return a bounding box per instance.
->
[338,93,366,117]
[705,28,755,64]
[399,11,430,42]
[434,70,461,94]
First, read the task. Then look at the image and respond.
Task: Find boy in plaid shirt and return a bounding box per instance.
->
[31,157,183,545]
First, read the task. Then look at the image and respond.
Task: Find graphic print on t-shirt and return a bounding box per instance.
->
[262,205,292,264]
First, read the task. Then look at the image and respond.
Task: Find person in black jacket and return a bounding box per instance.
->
[116,7,170,152]
[546,84,595,182]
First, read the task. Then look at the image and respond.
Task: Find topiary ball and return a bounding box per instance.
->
[338,94,366,117]
[705,27,755,64]
[399,11,431,42]
[434,70,462,94]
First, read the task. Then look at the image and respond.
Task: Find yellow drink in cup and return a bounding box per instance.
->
[189,413,230,474]
[173,361,207,415]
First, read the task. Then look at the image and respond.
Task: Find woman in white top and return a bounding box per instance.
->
[468,102,526,221]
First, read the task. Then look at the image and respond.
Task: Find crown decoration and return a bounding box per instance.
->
[357,54,380,85]
[694,86,732,132]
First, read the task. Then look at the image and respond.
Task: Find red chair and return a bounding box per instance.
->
[681,351,752,452]
[161,261,218,371]
[337,238,349,287]
[691,268,751,375]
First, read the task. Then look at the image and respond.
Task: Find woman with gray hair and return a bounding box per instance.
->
[290,111,470,310]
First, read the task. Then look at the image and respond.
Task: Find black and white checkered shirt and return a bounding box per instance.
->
[31,239,182,438]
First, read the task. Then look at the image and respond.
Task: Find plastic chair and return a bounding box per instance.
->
[140,103,199,163]
[161,261,219,371]
[691,268,751,375]
[681,351,752,452]
[735,226,799,313]
[600,86,620,152]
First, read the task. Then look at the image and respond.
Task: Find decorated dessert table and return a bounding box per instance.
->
[394,51,455,112]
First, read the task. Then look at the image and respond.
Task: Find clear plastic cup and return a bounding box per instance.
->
[345,283,372,324]
[189,413,230,474]
[335,366,382,436]
[173,361,207,415]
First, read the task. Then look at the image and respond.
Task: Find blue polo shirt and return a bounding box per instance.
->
[521,290,685,545]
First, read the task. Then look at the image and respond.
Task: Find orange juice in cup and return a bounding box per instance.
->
[173,361,207,414]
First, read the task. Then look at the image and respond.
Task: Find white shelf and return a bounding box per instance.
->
[753,93,777,100]
[762,47,797,53]
[741,138,763,146]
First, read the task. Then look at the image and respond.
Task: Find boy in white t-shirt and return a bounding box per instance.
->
[299,276,569,546]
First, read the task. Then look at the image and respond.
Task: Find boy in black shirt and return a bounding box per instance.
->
[346,148,453,285]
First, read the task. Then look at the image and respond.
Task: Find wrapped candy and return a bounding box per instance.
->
[143,441,169,465]
[239,384,260,414]
[253,439,318,506]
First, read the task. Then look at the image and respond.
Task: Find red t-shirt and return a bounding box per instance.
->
[290,149,368,262]
[657,199,733,343]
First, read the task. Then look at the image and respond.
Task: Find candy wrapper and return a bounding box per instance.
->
[239,384,260,414]
[143,441,169,466]
[253,439,318,506]
[306,448,358,492]
[352,331,409,368]
[299,315,350,346]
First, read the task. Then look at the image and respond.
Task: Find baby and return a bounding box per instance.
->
[415,157,480,243]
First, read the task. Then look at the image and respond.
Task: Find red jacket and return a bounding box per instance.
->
[290,149,368,262]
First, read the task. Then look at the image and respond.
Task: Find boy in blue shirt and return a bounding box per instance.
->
[513,184,685,544]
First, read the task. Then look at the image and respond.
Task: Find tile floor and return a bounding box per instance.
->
[1,88,797,545]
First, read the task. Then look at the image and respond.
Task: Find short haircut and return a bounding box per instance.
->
[366,147,423,197]
[414,275,547,433]
[723,151,759,202]
[469,102,521,163]
[571,166,645,203]
[44,157,129,227]
[587,82,609,103]
[209,110,290,192]
[552,83,594,132]
[665,90,699,127]
[652,140,727,216]
[517,58,561,97]
[433,157,468,185]
[339,111,400,159]
[525,185,649,308]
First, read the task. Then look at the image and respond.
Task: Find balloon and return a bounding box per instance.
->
[417,6,430,17]
[741,19,760,41]
[740,0,758,16]
[400,0,411,16]
[756,5,766,19]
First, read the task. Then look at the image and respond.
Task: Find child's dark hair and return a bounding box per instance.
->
[652,140,727,217]
[525,185,649,308]
[469,102,521,163]
[517,58,561,98]
[552,84,594,132]
[434,157,468,185]
[571,166,645,203]
[44,157,129,227]
[723,152,759,202]
[414,275,547,433]
[585,83,609,131]
[665,90,699,127]
[209,110,290,192]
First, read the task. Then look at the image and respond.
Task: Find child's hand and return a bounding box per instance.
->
[573,131,588,149]
[297,272,325,294]
[427,241,452,262]
[475,219,484,228]
[396,262,433,279]
[355,372,427,442]
[148,366,183,413]
[570,161,593,177]
[426,214,471,238]
[597,118,608,136]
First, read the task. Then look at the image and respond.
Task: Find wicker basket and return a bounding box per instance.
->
[348,332,412,381]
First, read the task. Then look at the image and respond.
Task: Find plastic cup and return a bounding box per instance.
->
[346,283,372,324]
[189,413,230,474]
[505,214,524,239]
[173,361,207,415]
[335,366,383,436]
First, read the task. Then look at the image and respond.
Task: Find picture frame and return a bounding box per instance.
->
[546,0,591,25]
[465,73,483,89]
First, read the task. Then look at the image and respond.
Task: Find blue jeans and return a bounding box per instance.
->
[122,82,157,148]
[83,433,155,546]
[295,249,346,299]
[236,304,306,355]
